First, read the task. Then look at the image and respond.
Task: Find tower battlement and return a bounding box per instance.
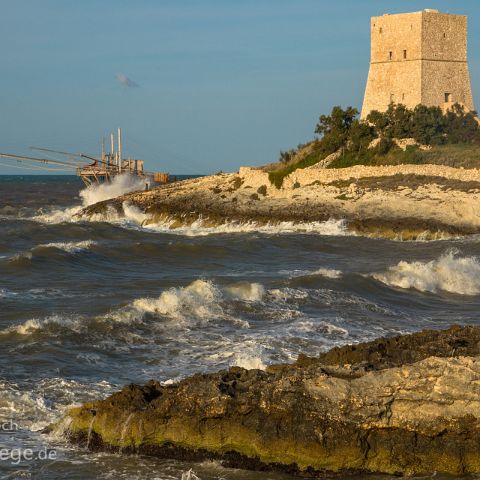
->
[361,10,474,118]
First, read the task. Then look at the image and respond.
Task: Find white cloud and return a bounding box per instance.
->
[115,73,139,88]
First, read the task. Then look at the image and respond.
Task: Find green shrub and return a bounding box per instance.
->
[269,103,480,177]
[230,177,243,190]
[257,185,267,196]
[373,138,394,156]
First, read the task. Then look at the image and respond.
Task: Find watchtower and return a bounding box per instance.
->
[361,9,474,118]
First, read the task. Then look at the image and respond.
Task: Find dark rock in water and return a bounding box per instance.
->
[59,325,480,476]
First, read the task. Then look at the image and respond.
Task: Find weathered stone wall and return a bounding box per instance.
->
[362,61,422,113]
[283,163,480,188]
[422,12,467,62]
[370,12,423,64]
[361,10,475,118]
[422,61,474,109]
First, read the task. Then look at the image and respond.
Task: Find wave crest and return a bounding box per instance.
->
[110,280,265,327]
[224,282,265,301]
[32,174,145,224]
[36,240,96,253]
[79,174,145,206]
[143,217,349,237]
[132,279,224,321]
[373,250,480,295]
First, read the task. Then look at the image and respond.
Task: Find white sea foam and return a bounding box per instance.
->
[29,173,353,237]
[0,288,18,298]
[79,174,145,206]
[109,279,267,328]
[7,240,96,264]
[8,251,33,263]
[2,280,261,335]
[232,352,266,370]
[0,315,83,336]
[181,469,201,480]
[32,174,145,224]
[312,268,343,279]
[0,378,115,432]
[224,282,265,302]
[373,250,480,295]
[143,217,349,237]
[32,205,81,224]
[36,240,96,253]
[131,279,224,321]
[281,267,342,279]
[122,201,147,225]
[268,287,309,302]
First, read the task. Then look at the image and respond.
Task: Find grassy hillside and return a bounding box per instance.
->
[329,143,480,169]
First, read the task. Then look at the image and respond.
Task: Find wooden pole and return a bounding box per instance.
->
[117,127,122,173]
[110,133,114,168]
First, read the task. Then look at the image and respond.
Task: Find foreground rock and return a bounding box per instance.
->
[59,325,480,476]
[80,164,480,239]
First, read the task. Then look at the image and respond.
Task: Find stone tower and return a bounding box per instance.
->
[361,9,474,119]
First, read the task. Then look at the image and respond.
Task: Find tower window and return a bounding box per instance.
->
[445,93,452,103]
[402,93,405,101]
[443,32,446,38]
[390,94,395,103]
[389,51,393,60]
[403,50,407,59]
[380,27,383,34]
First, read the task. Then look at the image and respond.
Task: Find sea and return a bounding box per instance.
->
[1,174,480,480]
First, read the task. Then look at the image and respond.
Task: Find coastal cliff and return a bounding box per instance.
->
[80,164,480,240]
[59,325,480,476]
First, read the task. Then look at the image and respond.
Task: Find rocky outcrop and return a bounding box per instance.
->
[59,325,480,476]
[79,164,480,240]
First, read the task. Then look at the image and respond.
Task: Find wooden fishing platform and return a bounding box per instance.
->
[0,127,170,187]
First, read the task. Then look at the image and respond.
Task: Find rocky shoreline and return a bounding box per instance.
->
[56,325,480,476]
[80,164,480,240]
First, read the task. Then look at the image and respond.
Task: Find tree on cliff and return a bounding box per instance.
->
[268,103,480,186]
[367,103,480,146]
[314,106,360,153]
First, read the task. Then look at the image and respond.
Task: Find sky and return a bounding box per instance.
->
[0,0,479,175]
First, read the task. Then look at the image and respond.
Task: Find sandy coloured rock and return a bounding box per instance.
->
[58,325,480,476]
[80,164,480,240]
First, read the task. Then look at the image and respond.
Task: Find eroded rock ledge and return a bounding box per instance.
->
[59,325,480,476]
[80,165,480,240]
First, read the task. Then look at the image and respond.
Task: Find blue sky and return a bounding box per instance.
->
[1,0,479,174]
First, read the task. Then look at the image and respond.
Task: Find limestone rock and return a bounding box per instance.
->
[58,325,480,476]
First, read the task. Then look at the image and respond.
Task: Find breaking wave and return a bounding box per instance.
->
[372,250,480,295]
[111,280,266,328]
[141,217,349,237]
[1,315,84,336]
[232,352,266,370]
[32,174,145,224]
[0,378,115,432]
[7,240,96,264]
[79,174,145,206]
[224,282,265,301]
[36,240,96,253]
[130,280,225,322]
[281,267,343,279]
[25,175,352,238]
